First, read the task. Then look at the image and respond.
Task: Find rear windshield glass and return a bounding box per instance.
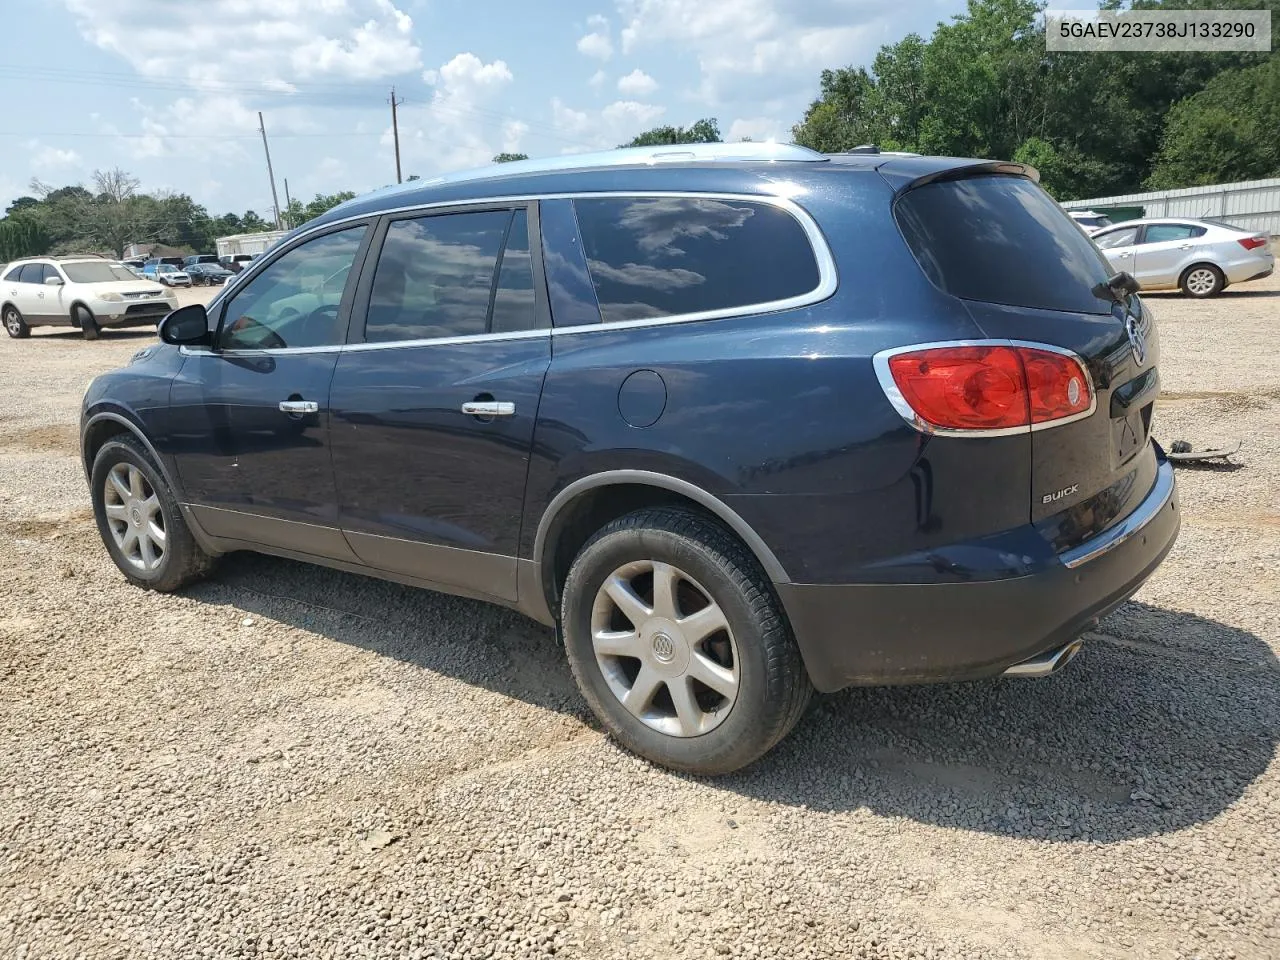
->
[895,175,1114,315]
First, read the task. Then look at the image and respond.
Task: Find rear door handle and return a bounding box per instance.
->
[461,401,515,417]
[279,400,319,414]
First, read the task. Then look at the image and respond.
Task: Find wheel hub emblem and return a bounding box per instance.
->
[130,506,143,525]
[651,633,676,663]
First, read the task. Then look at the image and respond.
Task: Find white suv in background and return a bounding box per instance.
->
[2,256,178,340]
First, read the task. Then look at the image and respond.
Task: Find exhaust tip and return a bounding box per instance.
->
[1003,638,1084,678]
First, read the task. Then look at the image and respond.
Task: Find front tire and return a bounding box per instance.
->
[3,305,30,338]
[91,435,212,591]
[1180,263,1224,298]
[561,507,811,775]
[75,305,100,340]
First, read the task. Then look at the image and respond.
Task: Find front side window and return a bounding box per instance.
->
[219,226,366,350]
[1141,224,1205,244]
[41,264,62,283]
[1095,227,1139,250]
[364,208,535,343]
[573,197,821,323]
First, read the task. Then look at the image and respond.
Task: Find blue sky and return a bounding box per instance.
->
[0,0,967,219]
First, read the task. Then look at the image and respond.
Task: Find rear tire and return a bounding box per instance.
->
[76,305,100,340]
[91,435,212,591]
[3,305,30,338]
[1180,263,1224,298]
[560,506,811,775]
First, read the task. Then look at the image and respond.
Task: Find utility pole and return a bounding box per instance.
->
[258,111,282,230]
[389,87,404,184]
[283,178,293,229]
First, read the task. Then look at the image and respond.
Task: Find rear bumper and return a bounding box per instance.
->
[777,458,1179,692]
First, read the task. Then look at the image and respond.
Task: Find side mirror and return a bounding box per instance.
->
[44,276,64,286]
[159,303,212,346]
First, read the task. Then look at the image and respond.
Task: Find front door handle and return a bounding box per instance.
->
[279,400,319,415]
[1178,244,1194,249]
[461,400,515,417]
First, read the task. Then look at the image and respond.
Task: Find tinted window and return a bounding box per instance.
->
[220,226,366,350]
[41,264,63,283]
[573,197,820,323]
[364,209,512,342]
[18,263,45,284]
[1095,227,1139,249]
[896,175,1113,315]
[1142,224,1206,244]
[491,209,535,333]
[2,266,20,283]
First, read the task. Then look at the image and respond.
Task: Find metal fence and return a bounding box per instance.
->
[1061,177,1280,235]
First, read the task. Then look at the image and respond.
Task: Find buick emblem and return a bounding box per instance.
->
[651,633,676,663]
[1125,312,1147,366]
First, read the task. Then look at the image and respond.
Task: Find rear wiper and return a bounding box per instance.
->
[1092,270,1140,304]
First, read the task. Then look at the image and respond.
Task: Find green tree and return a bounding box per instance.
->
[622,119,721,147]
[492,152,529,163]
[792,68,877,152]
[1146,55,1280,188]
[0,217,49,261]
[302,192,356,222]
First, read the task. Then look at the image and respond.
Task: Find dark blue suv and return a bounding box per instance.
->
[81,143,1179,774]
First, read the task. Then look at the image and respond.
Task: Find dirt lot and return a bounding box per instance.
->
[2,276,1278,960]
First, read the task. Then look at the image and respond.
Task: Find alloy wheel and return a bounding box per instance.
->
[1186,268,1217,296]
[4,310,21,336]
[590,559,740,737]
[102,463,166,573]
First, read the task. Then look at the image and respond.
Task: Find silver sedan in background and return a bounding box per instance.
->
[1091,218,1275,297]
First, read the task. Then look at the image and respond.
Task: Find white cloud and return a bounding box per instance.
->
[61,0,422,84]
[27,142,82,169]
[589,69,608,89]
[551,97,665,151]
[577,30,614,60]
[616,0,891,103]
[728,117,783,142]
[394,53,521,176]
[617,68,658,96]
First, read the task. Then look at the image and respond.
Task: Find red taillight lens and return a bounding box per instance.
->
[1238,236,1268,250]
[884,344,1091,433]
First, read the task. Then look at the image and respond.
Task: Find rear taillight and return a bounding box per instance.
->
[878,342,1092,434]
[1238,236,1268,250]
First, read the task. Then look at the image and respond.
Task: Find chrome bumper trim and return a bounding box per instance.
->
[1060,458,1176,570]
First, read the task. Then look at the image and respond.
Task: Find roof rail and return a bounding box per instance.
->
[381,141,827,193]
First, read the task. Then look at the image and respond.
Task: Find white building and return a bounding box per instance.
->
[1061,177,1280,236]
[215,230,289,260]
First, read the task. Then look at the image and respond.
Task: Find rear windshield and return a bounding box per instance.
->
[895,175,1114,315]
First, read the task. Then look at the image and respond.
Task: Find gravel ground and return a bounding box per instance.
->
[1,276,1278,960]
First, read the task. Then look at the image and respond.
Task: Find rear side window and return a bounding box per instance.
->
[3,266,22,282]
[896,175,1114,315]
[1142,224,1206,244]
[572,197,821,323]
[18,263,45,284]
[365,209,535,342]
[1095,227,1138,249]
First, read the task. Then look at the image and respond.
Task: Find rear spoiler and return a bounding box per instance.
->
[877,158,1040,197]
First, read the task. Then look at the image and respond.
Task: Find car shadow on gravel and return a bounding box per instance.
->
[723,600,1278,842]
[185,557,1276,843]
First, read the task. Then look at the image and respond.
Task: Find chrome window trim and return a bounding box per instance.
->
[180,325,552,358]
[872,339,1098,438]
[205,190,838,343]
[1060,459,1175,569]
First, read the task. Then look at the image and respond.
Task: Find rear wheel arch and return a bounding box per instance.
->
[534,471,791,616]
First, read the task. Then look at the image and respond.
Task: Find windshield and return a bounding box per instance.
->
[157,264,180,273]
[895,174,1115,315]
[62,262,142,283]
